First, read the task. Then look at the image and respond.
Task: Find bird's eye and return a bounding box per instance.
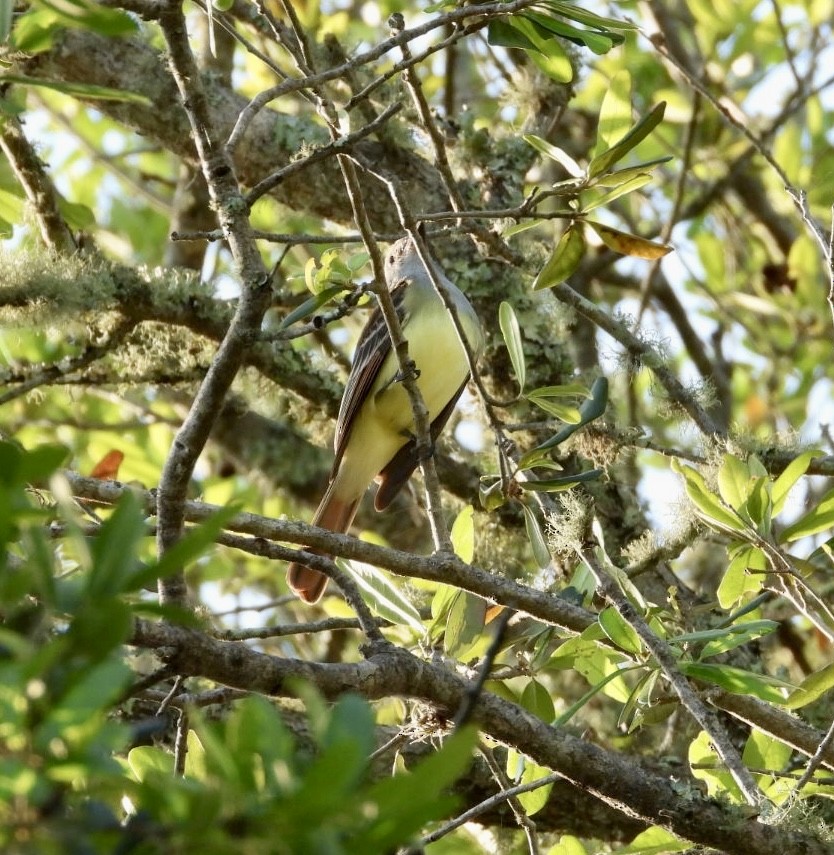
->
[388,254,395,265]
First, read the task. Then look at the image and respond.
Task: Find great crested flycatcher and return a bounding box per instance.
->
[287,237,484,603]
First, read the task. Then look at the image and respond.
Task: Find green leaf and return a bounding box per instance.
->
[17,443,69,485]
[488,18,573,82]
[682,620,779,659]
[716,546,766,608]
[0,0,13,42]
[341,559,424,633]
[679,662,793,703]
[521,503,551,569]
[87,494,147,598]
[479,475,507,511]
[450,504,475,563]
[0,74,151,104]
[516,759,555,816]
[532,224,586,289]
[742,728,791,771]
[35,0,136,36]
[535,1,638,32]
[354,727,477,852]
[612,826,688,854]
[518,468,603,492]
[581,173,653,213]
[772,451,820,515]
[785,662,834,710]
[127,745,174,782]
[148,504,241,592]
[672,460,747,535]
[594,69,632,157]
[521,376,608,460]
[599,606,643,655]
[499,301,526,391]
[278,284,351,330]
[588,102,667,178]
[779,486,834,542]
[521,677,556,722]
[521,11,615,54]
[717,454,752,509]
[445,591,487,658]
[523,134,584,178]
[591,156,674,187]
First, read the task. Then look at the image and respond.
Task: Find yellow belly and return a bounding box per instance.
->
[333,303,471,502]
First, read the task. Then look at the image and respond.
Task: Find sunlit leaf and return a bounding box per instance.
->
[499,301,526,392]
[533,224,586,289]
[588,102,666,178]
[779,486,834,542]
[599,606,643,655]
[0,74,150,104]
[341,559,424,633]
[594,69,632,157]
[679,662,793,703]
[523,134,584,178]
[450,504,475,564]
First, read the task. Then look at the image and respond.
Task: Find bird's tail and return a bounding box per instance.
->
[286,482,360,604]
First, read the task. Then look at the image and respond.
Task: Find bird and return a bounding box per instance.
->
[286,236,484,603]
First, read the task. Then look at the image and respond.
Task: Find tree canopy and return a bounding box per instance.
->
[2,0,834,852]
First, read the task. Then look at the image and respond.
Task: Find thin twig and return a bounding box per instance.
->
[577,541,765,808]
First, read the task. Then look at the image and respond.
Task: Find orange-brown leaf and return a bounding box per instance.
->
[90,450,125,480]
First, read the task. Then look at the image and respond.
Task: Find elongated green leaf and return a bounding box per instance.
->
[0,74,151,104]
[0,0,13,42]
[716,546,766,608]
[450,504,475,564]
[581,173,652,213]
[518,468,603,492]
[445,590,486,657]
[489,17,573,82]
[694,621,779,660]
[341,559,424,632]
[717,454,752,510]
[526,394,581,422]
[779,486,834,542]
[589,102,666,178]
[523,134,584,177]
[521,503,551,568]
[522,10,616,54]
[679,662,793,703]
[499,301,526,392]
[672,460,747,534]
[533,224,586,290]
[599,606,643,655]
[521,376,608,461]
[594,69,632,157]
[535,1,639,32]
[772,450,820,515]
[785,662,834,710]
[591,156,674,187]
[525,383,591,398]
[36,0,136,35]
[278,284,351,330]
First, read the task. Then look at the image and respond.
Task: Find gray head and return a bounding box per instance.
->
[384,237,447,289]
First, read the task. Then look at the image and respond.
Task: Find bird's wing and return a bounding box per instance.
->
[373,376,468,510]
[331,281,409,473]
